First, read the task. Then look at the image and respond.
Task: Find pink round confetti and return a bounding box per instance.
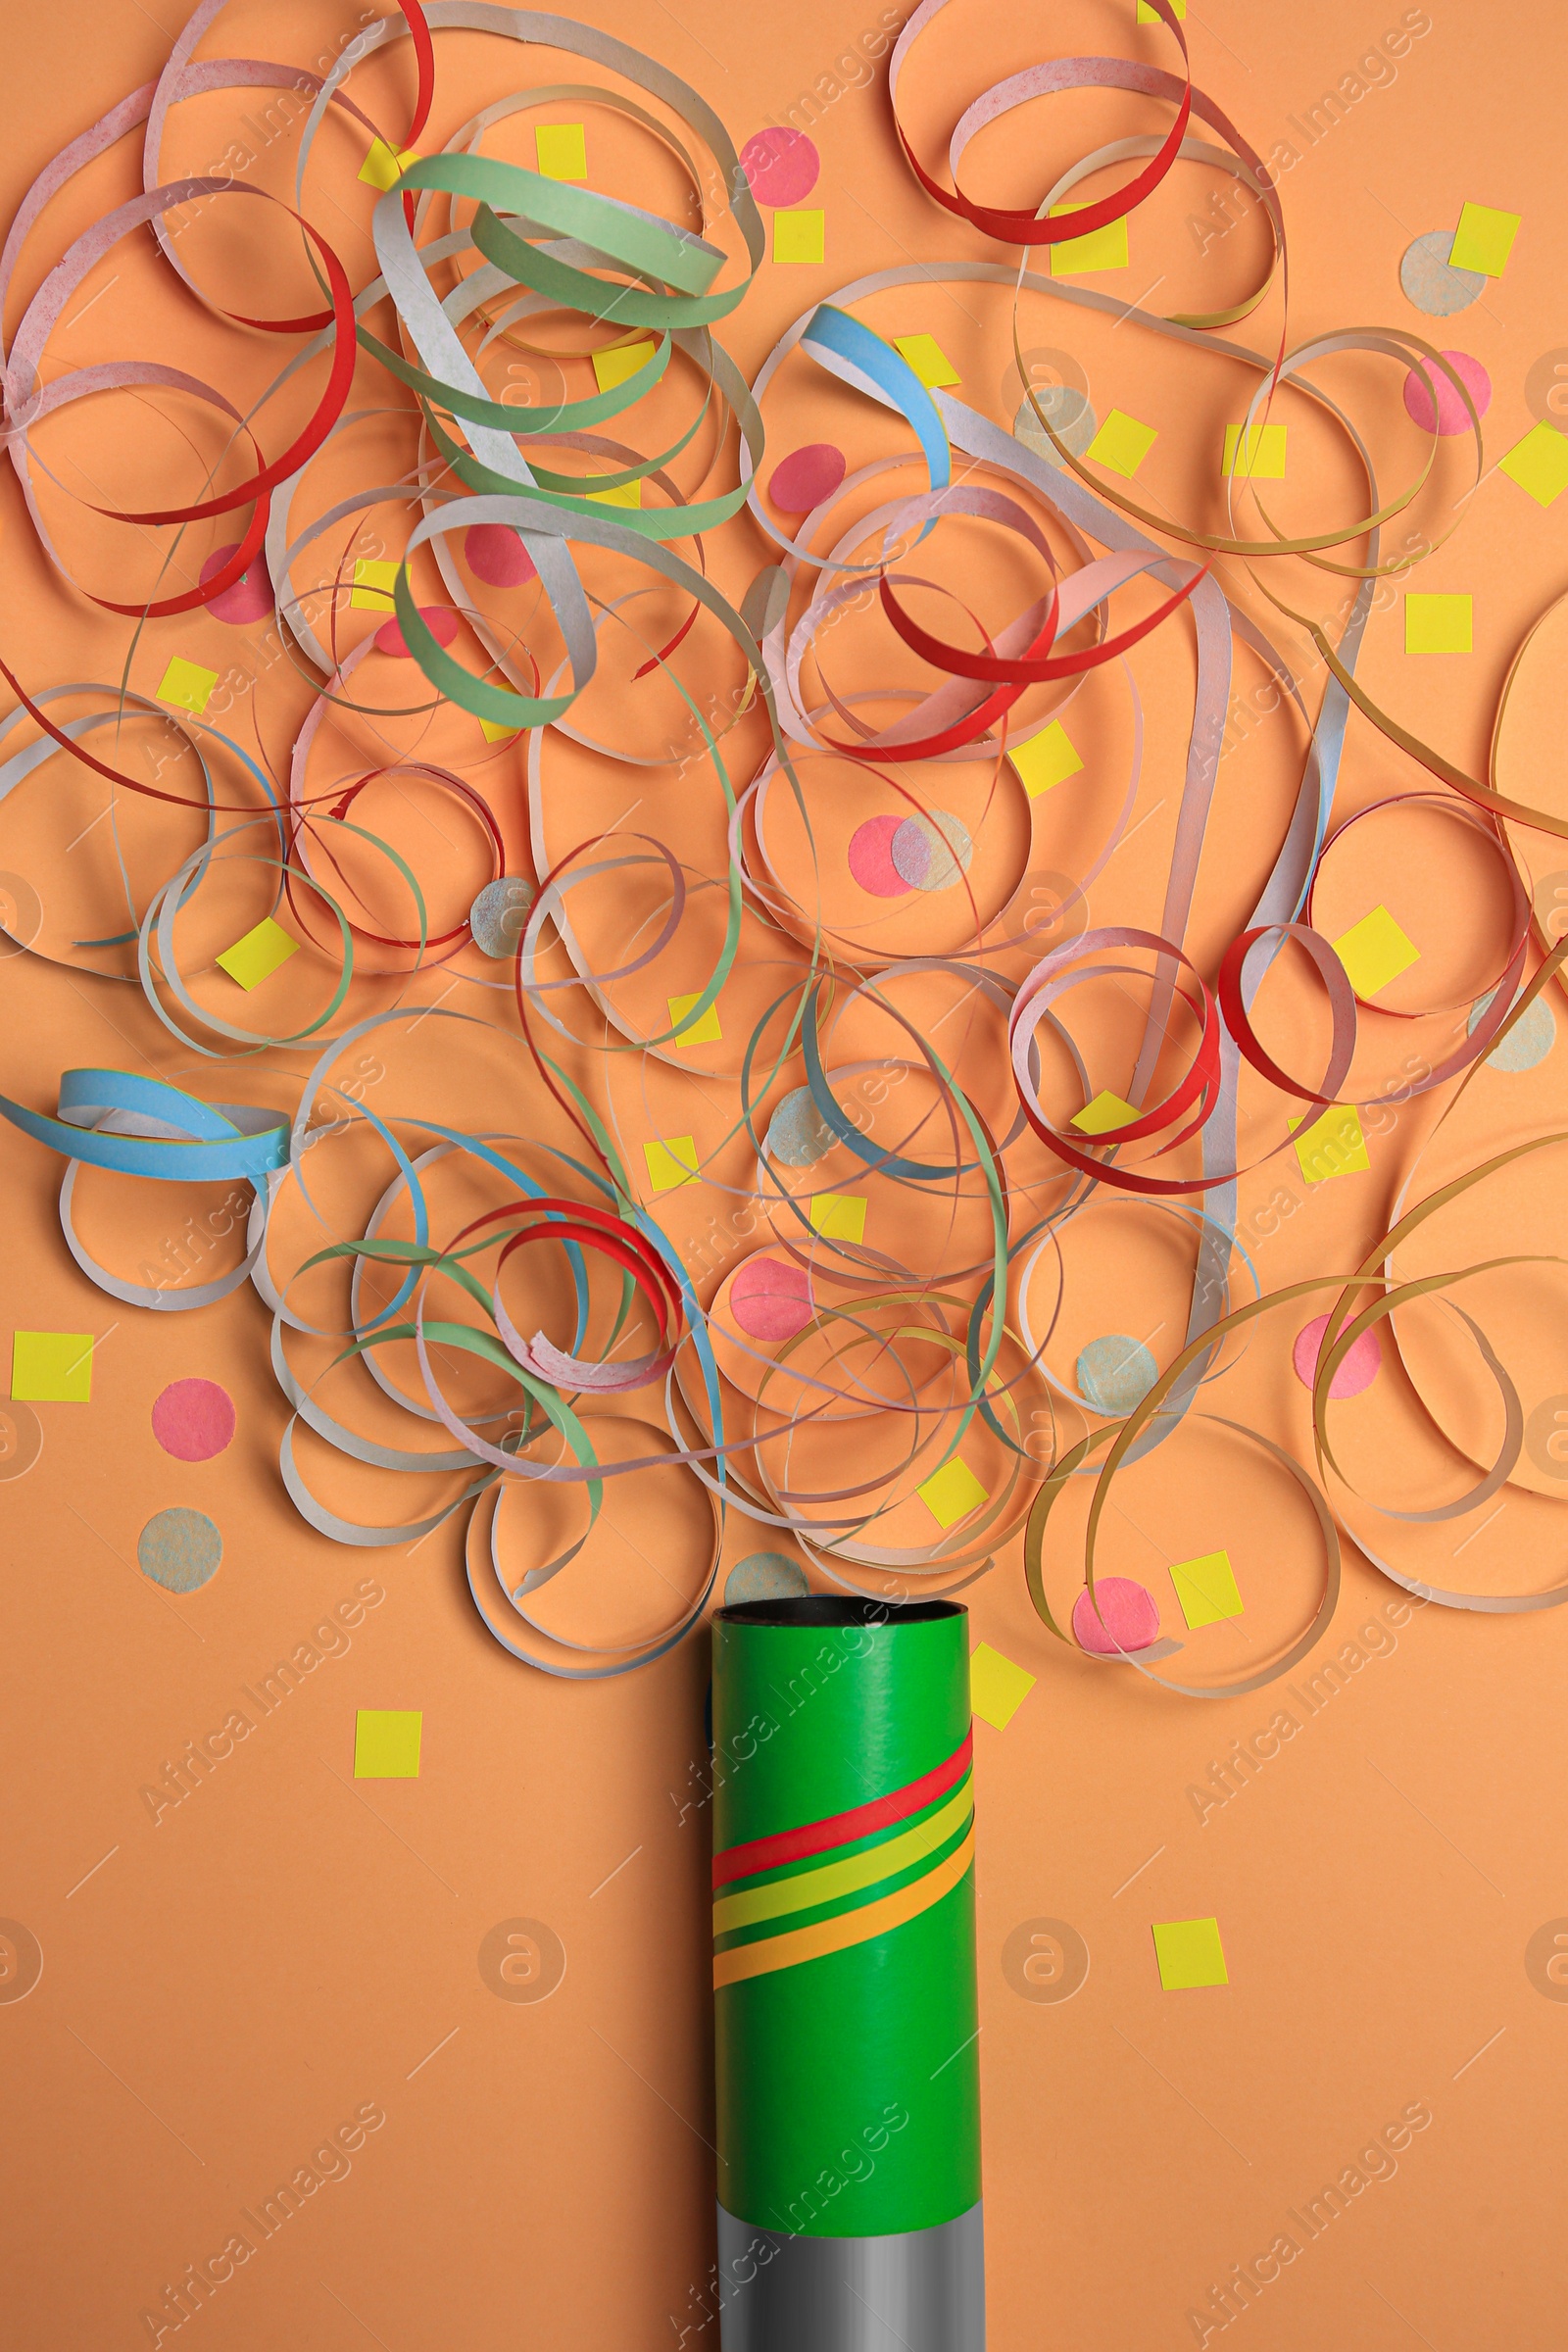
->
[731,1257,814,1344]
[848,814,910,899]
[200,544,272,624]
[739,127,820,209]
[375,606,461,659]
[151,1378,236,1462]
[768,442,847,514]
[1293,1313,1382,1399]
[1401,348,1491,436]
[1072,1577,1160,1657]
[465,523,536,588]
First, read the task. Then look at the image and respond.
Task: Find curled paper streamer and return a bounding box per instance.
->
[0,0,1563,1689]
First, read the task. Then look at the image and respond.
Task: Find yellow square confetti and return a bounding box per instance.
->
[644,1136,698,1193]
[1405,593,1472,654]
[478,716,519,744]
[1448,201,1520,277]
[11,1331,93,1403]
[773,210,825,264]
[351,558,400,611]
[893,334,960,389]
[1499,422,1568,510]
[1168,1548,1244,1629]
[917,1456,990,1531]
[359,138,418,191]
[1049,202,1128,276]
[1086,409,1157,478]
[354,1708,422,1778]
[156,656,218,716]
[970,1642,1036,1730]
[1152,1916,1228,1990]
[1222,421,1288,479]
[1053,203,1128,278]
[809,1193,867,1244]
[1073,1090,1139,1135]
[591,341,657,393]
[586,477,643,508]
[667,992,722,1047]
[1011,720,1084,798]
[1137,0,1185,18]
[535,123,587,181]
[1291,1103,1369,1185]
[1334,905,1419,999]
[216,915,298,991]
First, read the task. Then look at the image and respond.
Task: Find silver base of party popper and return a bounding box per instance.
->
[716,2200,986,2351]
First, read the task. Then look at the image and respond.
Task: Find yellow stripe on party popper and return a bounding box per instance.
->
[712,1775,973,1935]
[712,1827,976,1988]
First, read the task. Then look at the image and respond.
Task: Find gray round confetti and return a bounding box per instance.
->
[0,1920,42,2005]
[1014,388,1097,466]
[1002,1917,1090,2004]
[468,875,535,958]
[725,1551,810,1605]
[1399,230,1485,318]
[764,1085,837,1168]
[478,1917,566,2003]
[1468,990,1556,1072]
[892,810,972,893]
[1076,1335,1157,1415]
[137,1507,222,1592]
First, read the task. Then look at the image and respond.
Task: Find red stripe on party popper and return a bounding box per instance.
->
[712,1729,973,1889]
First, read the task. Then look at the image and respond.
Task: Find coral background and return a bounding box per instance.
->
[2,1,1566,2346]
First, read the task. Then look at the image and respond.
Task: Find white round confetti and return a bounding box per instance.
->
[1076,1335,1158,1415]
[891,810,972,893]
[1399,230,1485,318]
[1469,990,1556,1073]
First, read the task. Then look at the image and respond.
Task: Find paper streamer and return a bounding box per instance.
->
[0,0,1560,1688]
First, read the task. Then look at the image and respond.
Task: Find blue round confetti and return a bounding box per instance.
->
[1076,1335,1157,1415]
[725,1552,809,1605]
[137,1507,222,1592]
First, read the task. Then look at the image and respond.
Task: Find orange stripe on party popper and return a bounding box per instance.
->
[712,1827,976,1988]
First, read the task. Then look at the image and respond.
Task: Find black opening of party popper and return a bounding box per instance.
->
[710,1596,984,2350]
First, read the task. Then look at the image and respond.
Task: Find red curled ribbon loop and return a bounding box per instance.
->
[889,0,1194,245]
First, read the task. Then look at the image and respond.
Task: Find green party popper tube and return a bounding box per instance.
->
[711,1597,984,2351]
